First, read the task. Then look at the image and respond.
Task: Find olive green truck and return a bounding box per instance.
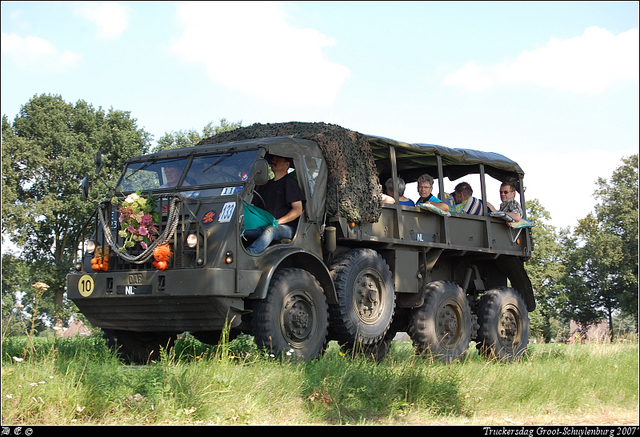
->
[67,124,534,364]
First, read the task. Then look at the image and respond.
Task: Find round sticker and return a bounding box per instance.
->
[78,274,95,297]
[202,210,217,225]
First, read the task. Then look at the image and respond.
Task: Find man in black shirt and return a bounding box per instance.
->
[244,155,306,254]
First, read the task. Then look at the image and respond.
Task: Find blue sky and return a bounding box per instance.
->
[2,1,638,230]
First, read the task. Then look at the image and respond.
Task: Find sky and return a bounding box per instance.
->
[2,1,638,231]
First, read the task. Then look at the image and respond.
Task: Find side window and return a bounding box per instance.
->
[303,156,323,198]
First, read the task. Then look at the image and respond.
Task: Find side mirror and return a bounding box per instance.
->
[95,151,102,174]
[253,159,270,186]
[80,175,90,200]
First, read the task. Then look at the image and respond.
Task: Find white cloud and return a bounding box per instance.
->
[1,32,81,72]
[74,2,130,40]
[169,2,351,106]
[445,27,639,93]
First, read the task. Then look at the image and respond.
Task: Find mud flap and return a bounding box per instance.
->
[496,256,536,312]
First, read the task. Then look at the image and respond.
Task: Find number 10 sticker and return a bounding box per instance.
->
[219,202,236,223]
[78,275,95,297]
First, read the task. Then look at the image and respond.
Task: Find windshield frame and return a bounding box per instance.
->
[115,149,261,196]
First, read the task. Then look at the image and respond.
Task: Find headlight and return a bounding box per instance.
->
[86,240,96,254]
[186,234,198,248]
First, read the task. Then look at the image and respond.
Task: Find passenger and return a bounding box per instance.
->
[415,174,449,211]
[244,155,306,254]
[488,181,523,221]
[453,182,483,215]
[382,177,415,206]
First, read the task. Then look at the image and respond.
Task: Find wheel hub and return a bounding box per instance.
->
[499,309,518,344]
[436,303,462,347]
[354,272,384,324]
[283,293,314,343]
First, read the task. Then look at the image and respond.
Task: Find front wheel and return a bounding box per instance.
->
[251,268,328,361]
[475,287,529,361]
[408,281,472,363]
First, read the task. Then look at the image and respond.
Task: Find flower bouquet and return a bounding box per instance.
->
[113,192,160,253]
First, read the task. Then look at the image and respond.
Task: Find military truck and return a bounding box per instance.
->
[67,123,534,363]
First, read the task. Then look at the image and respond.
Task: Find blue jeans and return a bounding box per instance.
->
[243,225,295,254]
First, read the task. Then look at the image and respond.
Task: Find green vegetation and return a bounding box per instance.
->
[2,335,637,425]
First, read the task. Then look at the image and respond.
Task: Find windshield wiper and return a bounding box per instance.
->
[202,147,236,173]
[124,160,158,181]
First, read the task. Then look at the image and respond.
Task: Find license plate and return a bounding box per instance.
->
[116,285,152,295]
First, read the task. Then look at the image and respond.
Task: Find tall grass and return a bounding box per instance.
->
[2,335,638,425]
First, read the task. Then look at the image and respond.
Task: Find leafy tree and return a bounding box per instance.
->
[558,155,638,339]
[2,94,152,330]
[594,154,638,327]
[1,253,31,337]
[524,199,567,341]
[153,118,242,152]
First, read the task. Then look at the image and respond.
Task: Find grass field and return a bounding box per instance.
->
[2,334,638,425]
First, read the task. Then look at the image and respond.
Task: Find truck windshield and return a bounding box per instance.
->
[116,150,260,194]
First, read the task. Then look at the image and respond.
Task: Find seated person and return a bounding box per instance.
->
[382,177,415,207]
[415,173,449,211]
[488,181,523,221]
[243,155,305,254]
[453,182,483,215]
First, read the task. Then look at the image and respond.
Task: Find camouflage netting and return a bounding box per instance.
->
[198,122,382,224]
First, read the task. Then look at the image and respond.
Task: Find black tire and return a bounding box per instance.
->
[408,281,472,363]
[329,249,396,345]
[251,268,328,361]
[103,329,176,364]
[475,287,530,361]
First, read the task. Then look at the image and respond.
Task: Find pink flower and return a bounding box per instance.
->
[127,226,136,234]
[140,214,153,226]
[141,241,148,250]
[138,226,149,236]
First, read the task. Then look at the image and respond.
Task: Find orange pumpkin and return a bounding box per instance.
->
[90,247,110,271]
[152,244,173,271]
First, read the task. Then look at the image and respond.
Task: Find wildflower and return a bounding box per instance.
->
[12,357,24,363]
[6,394,13,399]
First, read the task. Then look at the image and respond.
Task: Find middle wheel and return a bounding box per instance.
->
[329,248,396,345]
[408,281,472,363]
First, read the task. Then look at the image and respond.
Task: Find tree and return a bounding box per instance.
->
[594,154,638,328]
[558,155,638,339]
[524,199,567,341]
[153,118,242,152]
[1,253,31,337]
[2,94,152,330]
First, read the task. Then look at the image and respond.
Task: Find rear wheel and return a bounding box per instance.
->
[408,281,472,363]
[252,268,328,361]
[329,249,395,345]
[103,329,176,364]
[475,287,529,361]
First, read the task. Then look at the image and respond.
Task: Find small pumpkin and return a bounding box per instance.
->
[152,244,173,271]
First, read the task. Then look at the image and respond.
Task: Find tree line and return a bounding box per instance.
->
[2,94,637,341]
